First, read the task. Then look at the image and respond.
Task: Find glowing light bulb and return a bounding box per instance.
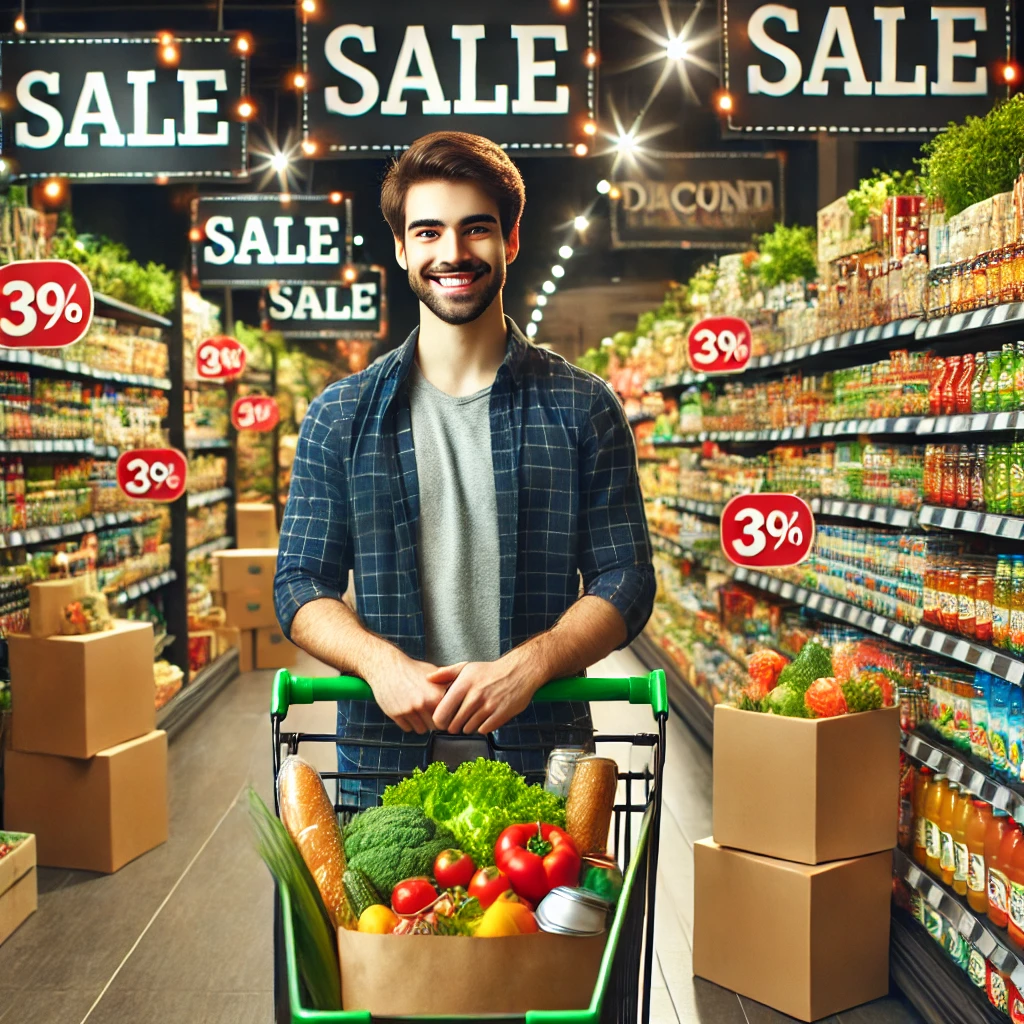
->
[293,72,308,89]
[583,121,597,137]
[596,179,611,195]
[526,322,538,338]
[573,215,589,232]
[551,265,565,278]
[13,14,26,32]
[558,245,574,260]
[353,235,364,246]
[531,309,543,322]
[536,295,548,307]
[236,99,256,120]
[666,36,689,61]
[301,139,317,156]
[42,178,63,201]
[329,191,343,204]
[574,143,589,157]
[542,281,556,295]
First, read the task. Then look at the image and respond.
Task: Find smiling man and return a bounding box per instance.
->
[274,132,654,805]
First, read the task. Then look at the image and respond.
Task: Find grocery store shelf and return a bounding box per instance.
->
[187,487,233,510]
[632,628,714,748]
[663,497,723,520]
[94,292,173,329]
[110,569,177,607]
[185,437,231,451]
[809,497,917,528]
[627,413,654,426]
[0,509,159,550]
[650,529,717,559]
[0,347,172,390]
[731,566,1024,685]
[917,301,1024,343]
[919,504,1024,539]
[0,437,118,457]
[643,370,706,394]
[187,535,234,559]
[918,410,1024,436]
[755,317,922,370]
[155,647,239,740]
[652,416,922,447]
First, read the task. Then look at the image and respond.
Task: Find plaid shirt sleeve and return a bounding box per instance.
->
[274,386,354,639]
[577,378,656,646]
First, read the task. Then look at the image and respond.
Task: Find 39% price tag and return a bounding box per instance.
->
[196,336,246,380]
[687,316,752,374]
[0,260,94,349]
[232,395,279,432]
[720,493,814,568]
[116,449,188,503]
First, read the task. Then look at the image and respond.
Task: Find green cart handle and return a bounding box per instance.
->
[271,668,668,719]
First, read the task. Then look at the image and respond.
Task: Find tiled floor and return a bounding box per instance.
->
[0,646,924,1023]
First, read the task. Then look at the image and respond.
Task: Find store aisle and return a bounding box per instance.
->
[0,646,922,1024]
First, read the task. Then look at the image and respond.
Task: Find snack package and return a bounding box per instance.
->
[60,592,114,635]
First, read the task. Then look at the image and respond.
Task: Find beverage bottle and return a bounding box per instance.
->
[986,444,1012,514]
[941,444,959,507]
[972,350,990,412]
[984,351,1003,412]
[991,677,1011,774]
[1010,828,1024,945]
[923,444,942,504]
[923,563,940,625]
[977,566,995,644]
[929,355,949,416]
[956,351,976,414]
[968,799,993,913]
[940,565,962,631]
[914,766,933,867]
[971,445,988,511]
[939,780,960,886]
[941,354,961,415]
[1015,340,1024,409]
[971,672,992,762]
[995,555,1013,648]
[953,787,973,896]
[925,774,947,877]
[1010,685,1024,779]
[956,446,973,509]
[999,823,1024,924]
[1012,556,1024,655]
[958,569,978,637]
[1000,343,1018,411]
[1012,437,1024,517]
[987,807,1014,924]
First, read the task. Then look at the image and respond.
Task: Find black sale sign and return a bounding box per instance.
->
[265,267,386,340]
[0,33,248,180]
[300,0,595,156]
[721,0,1010,135]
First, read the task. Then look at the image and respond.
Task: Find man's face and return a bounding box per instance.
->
[395,179,519,326]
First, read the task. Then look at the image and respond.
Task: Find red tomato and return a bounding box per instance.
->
[391,877,437,916]
[467,865,512,909]
[434,849,475,890]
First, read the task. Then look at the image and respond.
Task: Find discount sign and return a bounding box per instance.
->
[116,448,188,504]
[232,395,279,432]
[0,260,94,349]
[196,335,246,380]
[687,317,751,374]
[720,493,814,568]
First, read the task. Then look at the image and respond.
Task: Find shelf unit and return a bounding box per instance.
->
[186,535,234,560]
[187,487,233,510]
[110,569,178,609]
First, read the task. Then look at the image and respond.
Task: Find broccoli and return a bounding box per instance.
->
[342,805,457,896]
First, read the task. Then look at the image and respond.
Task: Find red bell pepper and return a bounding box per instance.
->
[494,823,581,903]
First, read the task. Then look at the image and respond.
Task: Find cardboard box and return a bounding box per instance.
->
[0,868,36,947]
[28,575,92,637]
[236,503,278,549]
[693,840,891,1021]
[214,626,241,658]
[0,831,35,897]
[713,704,900,864]
[255,626,298,670]
[224,582,278,630]
[214,548,278,593]
[239,629,255,673]
[4,730,168,873]
[337,931,605,1015]
[9,620,155,759]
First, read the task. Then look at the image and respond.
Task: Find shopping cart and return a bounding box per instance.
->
[270,667,668,1024]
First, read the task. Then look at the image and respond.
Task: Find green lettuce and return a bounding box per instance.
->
[381,758,566,867]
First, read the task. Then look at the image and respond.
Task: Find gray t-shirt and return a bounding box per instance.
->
[408,365,501,667]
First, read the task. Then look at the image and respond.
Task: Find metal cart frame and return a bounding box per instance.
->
[270,668,668,1024]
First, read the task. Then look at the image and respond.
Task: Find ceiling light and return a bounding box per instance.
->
[301,139,317,156]
[596,179,611,195]
[13,14,25,32]
[353,234,364,246]
[270,151,290,174]
[551,265,565,278]
[573,215,589,232]
[542,281,556,294]
[574,143,589,157]
[536,295,548,307]
[666,36,690,61]
[526,322,538,338]
[559,245,574,260]
[531,309,543,322]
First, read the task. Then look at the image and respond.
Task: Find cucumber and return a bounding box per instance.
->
[343,867,384,918]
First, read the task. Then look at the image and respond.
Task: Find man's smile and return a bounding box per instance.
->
[423,268,486,293]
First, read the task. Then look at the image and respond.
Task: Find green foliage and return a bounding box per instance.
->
[846,169,921,228]
[576,346,609,378]
[775,639,833,694]
[756,224,818,287]
[687,263,719,301]
[919,95,1024,217]
[49,227,174,315]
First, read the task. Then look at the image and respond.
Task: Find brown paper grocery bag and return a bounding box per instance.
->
[337,931,606,1015]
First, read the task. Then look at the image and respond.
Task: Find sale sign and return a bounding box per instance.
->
[687,317,751,374]
[232,395,279,432]
[196,335,246,380]
[116,448,188,503]
[720,493,814,568]
[0,260,94,348]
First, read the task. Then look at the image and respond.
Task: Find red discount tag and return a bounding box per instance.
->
[0,260,94,349]
[687,317,752,374]
[196,335,246,380]
[116,448,188,503]
[232,395,279,432]
[720,493,814,568]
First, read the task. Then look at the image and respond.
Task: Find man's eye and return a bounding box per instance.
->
[416,230,438,239]
[466,226,488,235]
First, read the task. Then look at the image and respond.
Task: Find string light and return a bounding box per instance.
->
[236,98,256,120]
[293,71,308,89]
[583,121,597,137]
[574,143,589,157]
[583,49,598,68]
[536,295,548,307]
[342,266,358,284]
[13,14,25,32]
[715,91,734,114]
[160,44,180,65]
[189,226,203,243]
[531,309,544,322]
[155,174,169,185]
[301,0,316,11]
[158,31,174,47]
[1003,63,1020,85]
[234,35,252,55]
[559,245,574,260]
[526,322,538,339]
[280,193,292,204]
[353,235,364,246]
[301,139,317,156]
[596,179,611,195]
[573,215,589,232]
[551,265,565,278]
[42,178,64,201]
[329,191,343,204]
[609,186,622,200]
[542,281,556,294]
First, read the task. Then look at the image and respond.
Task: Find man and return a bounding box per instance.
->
[274,131,654,805]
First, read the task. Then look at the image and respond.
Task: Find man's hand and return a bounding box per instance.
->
[366,646,449,734]
[428,655,544,734]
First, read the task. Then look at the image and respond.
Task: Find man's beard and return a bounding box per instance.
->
[409,259,504,326]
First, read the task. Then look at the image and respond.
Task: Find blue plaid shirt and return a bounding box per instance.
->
[274,319,654,804]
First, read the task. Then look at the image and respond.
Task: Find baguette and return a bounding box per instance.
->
[277,756,353,929]
[565,756,618,855]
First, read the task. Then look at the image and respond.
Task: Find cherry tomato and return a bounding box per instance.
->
[391,877,438,916]
[467,865,512,909]
[434,849,475,890]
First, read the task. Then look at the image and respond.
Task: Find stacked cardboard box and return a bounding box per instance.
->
[0,831,36,945]
[693,705,900,1021]
[3,580,168,873]
[214,548,297,671]
[236,503,278,549]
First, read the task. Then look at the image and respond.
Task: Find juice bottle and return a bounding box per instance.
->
[958,569,977,637]
[999,823,1024,922]
[971,445,988,511]
[940,565,961,631]
[973,351,991,412]
[914,766,933,866]
[929,355,949,416]
[968,799,993,912]
[953,787,972,895]
[971,672,992,762]
[925,773,947,876]
[990,677,1011,774]
[923,444,942,504]
[1009,824,1024,945]
[1015,340,1024,409]
[999,343,1017,411]
[940,445,959,507]
[977,565,995,644]
[1011,556,1024,655]
[984,351,1002,412]
[956,446,973,509]
[987,807,1014,925]
[941,354,961,415]
[1011,685,1024,779]
[956,351,976,414]
[995,555,1013,648]
[939,780,960,885]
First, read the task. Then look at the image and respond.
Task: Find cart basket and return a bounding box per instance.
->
[271,667,668,1024]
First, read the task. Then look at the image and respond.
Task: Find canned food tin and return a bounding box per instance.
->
[544,747,587,797]
[536,886,608,936]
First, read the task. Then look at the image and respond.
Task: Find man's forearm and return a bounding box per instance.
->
[289,597,395,680]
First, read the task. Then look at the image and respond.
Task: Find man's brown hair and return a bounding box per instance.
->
[380,132,526,239]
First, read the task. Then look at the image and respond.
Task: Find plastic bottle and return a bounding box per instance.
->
[958,569,978,637]
[956,446,973,510]
[971,445,988,511]
[973,351,991,412]
[1011,556,1024,655]
[1000,343,1017,411]
[941,445,959,507]
[925,773,947,877]
[929,355,949,416]
[914,766,933,867]
[923,444,942,504]
[984,351,1003,412]
[953,787,973,896]
[977,565,995,644]
[1009,824,1024,945]
[967,799,992,913]
[1015,340,1024,409]
[1012,436,1024,517]
[999,823,1024,923]
[940,780,960,886]
[991,677,1011,775]
[1010,686,1024,780]
[995,555,1013,648]
[986,445,1012,514]
[987,807,1014,926]
[957,351,977,414]
[941,354,961,416]
[971,672,992,763]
